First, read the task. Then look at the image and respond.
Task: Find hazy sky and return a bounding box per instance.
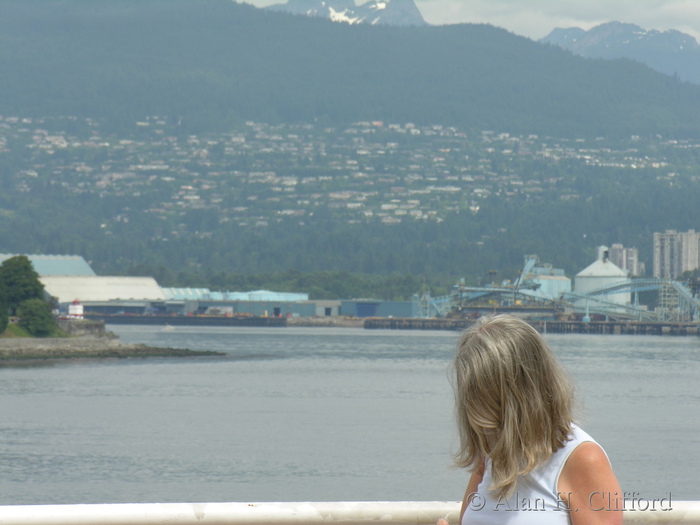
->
[243,0,700,41]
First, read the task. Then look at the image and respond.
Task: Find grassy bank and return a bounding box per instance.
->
[1,322,69,339]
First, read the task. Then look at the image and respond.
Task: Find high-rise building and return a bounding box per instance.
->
[679,230,700,275]
[608,244,641,276]
[653,230,700,279]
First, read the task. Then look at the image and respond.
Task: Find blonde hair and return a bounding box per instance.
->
[452,315,575,498]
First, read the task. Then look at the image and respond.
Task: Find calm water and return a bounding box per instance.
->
[0,326,698,505]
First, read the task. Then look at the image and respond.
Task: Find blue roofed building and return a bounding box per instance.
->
[161,288,212,302]
[161,287,313,317]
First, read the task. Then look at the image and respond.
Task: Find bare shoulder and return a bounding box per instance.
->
[559,441,616,491]
[564,441,611,474]
[559,441,623,525]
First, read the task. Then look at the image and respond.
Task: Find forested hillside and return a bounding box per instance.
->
[3,1,700,299]
[2,0,700,137]
[3,116,700,297]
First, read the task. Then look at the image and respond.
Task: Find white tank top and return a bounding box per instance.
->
[461,425,600,525]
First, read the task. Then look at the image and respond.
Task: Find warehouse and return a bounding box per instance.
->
[41,275,167,314]
[2,253,349,318]
[161,288,316,317]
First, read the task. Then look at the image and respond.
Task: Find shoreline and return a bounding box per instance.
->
[0,336,223,365]
[285,317,364,328]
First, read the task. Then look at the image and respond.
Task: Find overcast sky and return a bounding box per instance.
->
[243,0,700,41]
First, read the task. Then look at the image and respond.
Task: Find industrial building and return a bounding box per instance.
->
[42,275,168,314]
[448,255,572,318]
[340,299,419,318]
[160,288,319,318]
[1,253,329,318]
[9,248,698,323]
[574,246,631,306]
[42,279,325,318]
[518,258,571,302]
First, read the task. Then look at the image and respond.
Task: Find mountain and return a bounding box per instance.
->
[4,1,700,282]
[267,0,427,27]
[541,21,700,84]
[2,0,700,138]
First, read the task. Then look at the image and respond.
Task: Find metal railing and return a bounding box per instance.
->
[0,501,699,525]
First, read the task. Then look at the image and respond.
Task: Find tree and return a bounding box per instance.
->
[678,269,700,297]
[0,256,45,315]
[0,280,8,334]
[17,298,56,337]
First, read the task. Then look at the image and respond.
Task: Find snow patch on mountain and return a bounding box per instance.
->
[267,0,426,27]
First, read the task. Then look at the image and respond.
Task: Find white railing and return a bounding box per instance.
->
[0,501,698,525]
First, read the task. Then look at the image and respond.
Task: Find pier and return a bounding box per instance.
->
[531,320,700,335]
[364,318,473,330]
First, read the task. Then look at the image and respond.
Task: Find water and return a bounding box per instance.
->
[0,326,698,505]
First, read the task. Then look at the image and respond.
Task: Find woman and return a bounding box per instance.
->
[444,315,622,525]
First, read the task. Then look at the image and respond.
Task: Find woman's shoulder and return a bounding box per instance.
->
[564,441,611,474]
[547,424,606,487]
[558,439,623,524]
[558,426,616,497]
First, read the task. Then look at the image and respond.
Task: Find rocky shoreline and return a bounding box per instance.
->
[0,336,223,365]
[0,316,367,365]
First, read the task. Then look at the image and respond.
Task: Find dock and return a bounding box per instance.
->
[84,313,287,327]
[530,320,700,335]
[364,318,472,330]
[364,317,700,335]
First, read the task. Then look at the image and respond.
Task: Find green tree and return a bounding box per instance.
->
[0,256,45,315]
[17,298,56,337]
[0,280,8,334]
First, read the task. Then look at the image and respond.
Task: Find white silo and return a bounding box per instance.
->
[575,246,631,306]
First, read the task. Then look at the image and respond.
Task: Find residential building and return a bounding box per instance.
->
[653,229,700,279]
[608,244,642,276]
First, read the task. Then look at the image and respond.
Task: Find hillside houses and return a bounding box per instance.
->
[1,115,694,244]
